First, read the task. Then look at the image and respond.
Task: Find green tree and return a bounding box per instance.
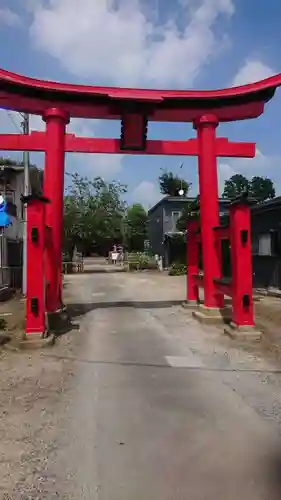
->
[222,174,249,200]
[250,176,275,202]
[123,203,148,252]
[63,173,127,259]
[159,169,191,196]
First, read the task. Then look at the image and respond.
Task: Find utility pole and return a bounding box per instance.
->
[21,113,29,295]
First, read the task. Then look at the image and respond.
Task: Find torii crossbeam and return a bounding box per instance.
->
[0,132,255,157]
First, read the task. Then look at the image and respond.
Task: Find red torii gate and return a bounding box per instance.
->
[0,126,255,318]
[0,68,280,338]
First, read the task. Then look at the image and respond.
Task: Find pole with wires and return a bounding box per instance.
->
[179,162,184,196]
[21,114,29,296]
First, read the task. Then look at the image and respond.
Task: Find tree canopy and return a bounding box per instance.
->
[250,176,275,202]
[63,173,127,259]
[222,174,276,202]
[123,203,148,252]
[159,169,191,197]
[222,174,249,200]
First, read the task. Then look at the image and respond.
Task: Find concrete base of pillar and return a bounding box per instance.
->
[20,332,56,350]
[224,322,262,341]
[193,304,232,325]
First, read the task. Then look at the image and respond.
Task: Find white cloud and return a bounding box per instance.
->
[132,180,160,207]
[29,115,98,136]
[28,0,234,88]
[68,153,124,179]
[0,109,98,136]
[231,59,275,87]
[218,162,235,194]
[0,7,21,26]
[67,118,99,137]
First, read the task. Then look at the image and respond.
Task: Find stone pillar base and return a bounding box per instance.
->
[193,304,232,325]
[224,322,262,341]
[20,332,56,350]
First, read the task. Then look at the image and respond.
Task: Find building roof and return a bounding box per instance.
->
[251,196,281,212]
[0,160,43,193]
[0,68,281,121]
[148,195,231,215]
[148,193,281,220]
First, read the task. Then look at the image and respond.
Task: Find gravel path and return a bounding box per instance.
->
[1,265,281,498]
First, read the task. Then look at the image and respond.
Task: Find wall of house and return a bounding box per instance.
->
[2,171,24,242]
[0,171,24,281]
[251,206,281,289]
[147,205,164,256]
[163,199,230,234]
[163,200,186,233]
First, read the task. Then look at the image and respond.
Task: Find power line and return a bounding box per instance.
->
[6,111,21,133]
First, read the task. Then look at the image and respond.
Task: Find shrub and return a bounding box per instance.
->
[168,262,187,276]
[127,252,158,271]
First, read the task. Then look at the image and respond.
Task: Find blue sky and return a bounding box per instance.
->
[0,0,281,207]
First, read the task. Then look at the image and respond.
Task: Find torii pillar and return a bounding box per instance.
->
[194,114,223,309]
[43,108,69,313]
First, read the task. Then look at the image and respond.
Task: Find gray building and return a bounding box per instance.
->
[0,161,42,289]
[251,197,281,289]
[148,194,281,289]
[147,196,230,267]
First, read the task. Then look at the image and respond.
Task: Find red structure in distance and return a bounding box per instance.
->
[0,68,280,337]
[187,195,255,329]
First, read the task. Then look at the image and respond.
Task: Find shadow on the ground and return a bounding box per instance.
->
[268,448,281,500]
[48,309,80,338]
[54,322,80,338]
[67,299,184,318]
[82,268,126,274]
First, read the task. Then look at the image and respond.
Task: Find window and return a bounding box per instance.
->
[258,233,272,256]
[4,190,15,204]
[171,211,181,230]
[271,230,281,256]
[252,231,281,257]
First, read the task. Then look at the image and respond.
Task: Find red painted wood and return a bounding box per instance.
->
[229,203,254,327]
[0,67,279,121]
[186,220,200,303]
[25,199,46,335]
[43,109,69,313]
[194,115,224,308]
[213,226,230,240]
[0,133,256,157]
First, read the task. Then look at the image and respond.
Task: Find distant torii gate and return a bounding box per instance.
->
[0,68,280,338]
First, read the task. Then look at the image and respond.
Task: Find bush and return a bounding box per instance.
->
[127,252,158,271]
[168,262,187,276]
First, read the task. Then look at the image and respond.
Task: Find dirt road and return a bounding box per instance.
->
[2,264,281,498]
